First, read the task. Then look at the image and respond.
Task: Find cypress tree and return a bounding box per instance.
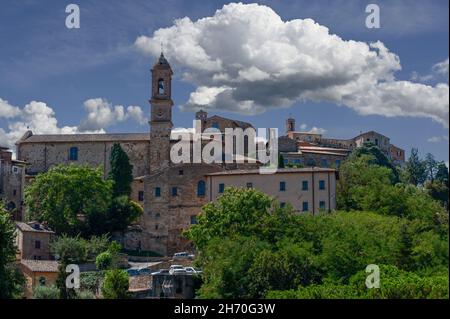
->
[109,144,133,198]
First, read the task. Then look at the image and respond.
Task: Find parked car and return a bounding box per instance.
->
[137,267,151,275]
[184,267,203,275]
[173,252,195,260]
[169,265,184,275]
[151,269,169,276]
[172,268,187,275]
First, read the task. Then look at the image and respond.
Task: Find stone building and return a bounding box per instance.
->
[282,117,405,166]
[14,53,340,256]
[0,146,26,220]
[207,168,337,214]
[15,221,55,260]
[19,259,59,298]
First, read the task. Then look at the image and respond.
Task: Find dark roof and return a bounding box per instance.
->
[18,133,150,144]
[15,221,55,234]
[21,260,59,273]
[207,167,336,176]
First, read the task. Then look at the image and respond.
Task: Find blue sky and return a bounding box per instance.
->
[0,0,448,163]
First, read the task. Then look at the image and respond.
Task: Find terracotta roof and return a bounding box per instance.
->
[18,133,150,144]
[207,167,336,176]
[21,260,59,273]
[15,222,55,234]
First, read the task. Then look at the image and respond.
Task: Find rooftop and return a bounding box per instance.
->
[17,133,150,144]
[20,259,59,273]
[15,221,55,234]
[207,167,336,176]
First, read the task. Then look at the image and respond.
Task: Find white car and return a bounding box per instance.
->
[184,267,203,275]
[169,265,184,274]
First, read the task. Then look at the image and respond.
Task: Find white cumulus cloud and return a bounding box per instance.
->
[135,2,449,128]
[0,98,21,118]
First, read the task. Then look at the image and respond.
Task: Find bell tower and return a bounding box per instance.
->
[149,51,174,171]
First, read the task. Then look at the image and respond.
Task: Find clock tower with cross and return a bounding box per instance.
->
[149,51,174,171]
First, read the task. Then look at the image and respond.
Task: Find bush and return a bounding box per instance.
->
[101,269,129,299]
[96,252,112,270]
[33,285,60,299]
[75,290,96,299]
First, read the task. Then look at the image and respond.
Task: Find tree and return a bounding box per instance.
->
[435,162,449,186]
[106,196,142,233]
[96,252,112,270]
[424,153,438,182]
[278,153,285,168]
[101,269,129,299]
[351,142,399,182]
[406,148,426,186]
[25,164,112,236]
[109,144,133,198]
[0,203,24,299]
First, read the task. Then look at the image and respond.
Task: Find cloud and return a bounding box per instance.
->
[79,98,147,131]
[427,135,449,143]
[411,58,449,83]
[0,98,147,155]
[308,127,327,135]
[0,98,21,118]
[135,2,449,128]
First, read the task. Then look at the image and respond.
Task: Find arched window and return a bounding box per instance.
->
[197,181,206,197]
[158,79,165,94]
[39,276,46,286]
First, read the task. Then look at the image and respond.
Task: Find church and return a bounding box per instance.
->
[14,53,338,256]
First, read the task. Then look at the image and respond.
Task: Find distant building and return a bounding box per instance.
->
[0,146,26,220]
[15,221,55,261]
[206,168,337,214]
[281,118,405,167]
[19,259,59,299]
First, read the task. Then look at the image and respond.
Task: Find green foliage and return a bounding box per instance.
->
[351,142,399,182]
[25,164,112,236]
[101,269,129,299]
[278,153,285,168]
[336,155,446,225]
[267,265,449,299]
[107,196,143,233]
[33,285,60,299]
[187,188,448,299]
[80,271,104,294]
[75,289,96,299]
[96,252,113,270]
[51,235,110,264]
[406,148,427,186]
[109,143,133,198]
[0,203,24,299]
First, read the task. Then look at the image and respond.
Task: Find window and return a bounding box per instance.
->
[190,215,198,225]
[319,180,326,190]
[284,158,289,165]
[138,191,144,202]
[302,201,309,212]
[171,187,178,197]
[158,79,165,94]
[212,122,220,129]
[302,181,309,191]
[293,159,301,165]
[319,201,326,210]
[280,202,286,208]
[39,277,46,286]
[69,147,78,161]
[179,170,184,175]
[13,189,17,196]
[197,181,206,197]
[306,157,316,167]
[335,160,341,167]
[154,187,161,197]
[219,183,225,193]
[320,158,328,167]
[279,181,286,191]
[375,138,379,146]
[246,182,253,189]
[35,240,41,249]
